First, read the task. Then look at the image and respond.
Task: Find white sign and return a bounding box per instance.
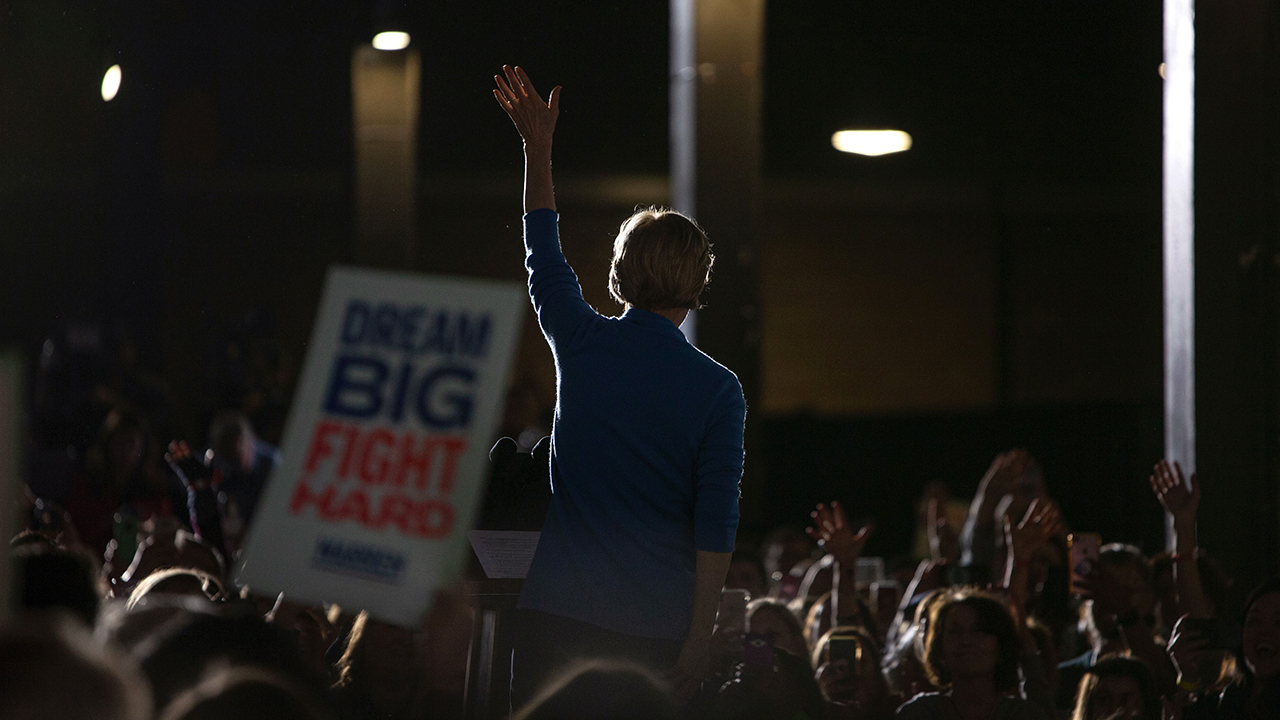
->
[468,530,540,579]
[237,267,524,625]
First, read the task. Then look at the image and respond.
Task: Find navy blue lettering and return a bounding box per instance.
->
[420,313,450,354]
[323,355,389,418]
[371,304,397,347]
[415,366,475,428]
[340,300,371,344]
[397,308,424,352]
[454,313,491,358]
[388,362,413,422]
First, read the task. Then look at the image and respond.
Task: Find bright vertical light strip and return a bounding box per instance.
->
[372,31,410,51]
[670,0,697,345]
[1163,0,1195,545]
[101,64,122,101]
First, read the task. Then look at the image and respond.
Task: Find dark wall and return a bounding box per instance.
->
[760,403,1167,558]
[1193,0,1280,594]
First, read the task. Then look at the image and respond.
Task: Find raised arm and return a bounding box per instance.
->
[493,65,560,213]
[1150,460,1212,618]
[959,451,1029,575]
[494,66,595,341]
[1002,499,1062,714]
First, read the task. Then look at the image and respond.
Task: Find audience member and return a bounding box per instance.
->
[513,660,678,720]
[66,408,171,560]
[747,597,809,658]
[157,665,333,720]
[895,590,1049,720]
[0,614,152,720]
[114,522,225,596]
[911,483,966,563]
[126,567,226,610]
[1070,654,1161,720]
[959,451,1043,584]
[1171,577,1280,718]
[135,608,328,712]
[12,542,103,626]
[206,410,280,532]
[331,611,423,720]
[812,626,897,718]
[762,525,817,598]
[726,548,768,599]
[1057,544,1174,708]
[715,649,829,720]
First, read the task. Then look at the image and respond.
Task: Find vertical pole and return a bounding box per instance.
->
[671,0,698,345]
[1163,0,1196,548]
[352,45,420,268]
[670,0,766,526]
[670,0,697,221]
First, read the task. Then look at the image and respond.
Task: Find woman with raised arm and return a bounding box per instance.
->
[492,66,747,708]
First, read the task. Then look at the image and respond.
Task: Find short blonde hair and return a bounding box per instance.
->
[608,208,713,311]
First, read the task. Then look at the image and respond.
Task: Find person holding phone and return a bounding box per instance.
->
[493,66,746,707]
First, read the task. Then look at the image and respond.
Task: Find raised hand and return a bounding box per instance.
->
[1150,460,1199,524]
[927,498,958,562]
[807,501,872,567]
[165,439,213,490]
[981,450,1032,500]
[493,65,561,149]
[1004,498,1061,562]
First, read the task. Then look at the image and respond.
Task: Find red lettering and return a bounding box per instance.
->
[289,477,337,515]
[375,494,415,534]
[303,421,343,474]
[437,437,467,493]
[335,489,372,526]
[393,434,440,489]
[358,429,396,485]
[336,424,361,480]
[414,500,455,539]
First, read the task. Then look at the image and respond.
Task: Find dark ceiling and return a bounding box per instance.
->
[3,0,1162,185]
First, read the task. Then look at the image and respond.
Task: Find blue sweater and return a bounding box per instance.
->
[516,209,746,641]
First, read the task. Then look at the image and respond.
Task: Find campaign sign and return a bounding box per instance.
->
[237,267,524,625]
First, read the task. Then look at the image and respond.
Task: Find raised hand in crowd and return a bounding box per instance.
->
[959,450,1037,578]
[1000,499,1063,701]
[164,439,228,560]
[1002,498,1063,594]
[807,501,873,568]
[1150,460,1199,524]
[1150,460,1213,619]
[926,498,958,563]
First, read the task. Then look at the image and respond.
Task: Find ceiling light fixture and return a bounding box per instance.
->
[372,31,411,51]
[831,129,912,157]
[101,64,122,101]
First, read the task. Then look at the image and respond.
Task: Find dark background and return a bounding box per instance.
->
[3,1,1277,591]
